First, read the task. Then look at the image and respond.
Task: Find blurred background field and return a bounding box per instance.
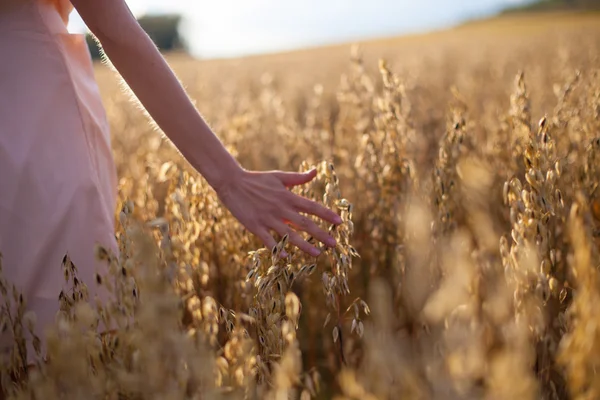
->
[93,4,600,178]
[77,0,600,59]
[4,1,600,399]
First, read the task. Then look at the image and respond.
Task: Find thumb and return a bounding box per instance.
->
[273,169,317,187]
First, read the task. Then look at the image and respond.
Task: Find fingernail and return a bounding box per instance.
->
[327,237,336,247]
[311,248,321,257]
[335,216,343,224]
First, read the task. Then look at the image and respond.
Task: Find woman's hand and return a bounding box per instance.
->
[216,168,342,257]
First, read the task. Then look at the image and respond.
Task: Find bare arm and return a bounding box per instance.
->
[71,0,342,256]
[71,0,238,192]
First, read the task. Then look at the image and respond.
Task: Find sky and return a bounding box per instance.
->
[68,0,531,59]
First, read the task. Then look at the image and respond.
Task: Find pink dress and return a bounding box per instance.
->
[0,0,118,361]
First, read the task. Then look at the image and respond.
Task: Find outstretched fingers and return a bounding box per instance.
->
[271,220,321,257]
[273,169,317,188]
[256,228,279,255]
[293,195,342,225]
[286,211,336,248]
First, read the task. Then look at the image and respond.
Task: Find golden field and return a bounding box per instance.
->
[2,10,600,400]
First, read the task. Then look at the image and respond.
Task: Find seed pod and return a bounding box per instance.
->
[511,178,523,193]
[536,170,545,185]
[541,130,549,144]
[322,273,329,287]
[522,189,530,206]
[525,169,538,189]
[540,259,551,275]
[285,292,301,321]
[246,269,256,281]
[336,198,350,210]
[500,236,510,258]
[360,300,371,315]
[323,313,331,328]
[546,170,556,185]
[357,321,364,338]
[556,189,564,208]
[559,288,568,303]
[510,207,518,225]
[550,249,556,266]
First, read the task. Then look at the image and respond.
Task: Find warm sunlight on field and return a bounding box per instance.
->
[2,11,600,400]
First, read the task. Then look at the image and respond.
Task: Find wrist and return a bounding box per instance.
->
[202,152,245,197]
[174,122,244,196]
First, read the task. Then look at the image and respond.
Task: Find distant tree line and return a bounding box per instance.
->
[502,0,600,13]
[86,14,187,60]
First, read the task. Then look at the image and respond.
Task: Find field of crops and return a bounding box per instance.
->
[2,11,600,400]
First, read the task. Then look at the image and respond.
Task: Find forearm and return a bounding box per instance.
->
[96,26,241,190]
